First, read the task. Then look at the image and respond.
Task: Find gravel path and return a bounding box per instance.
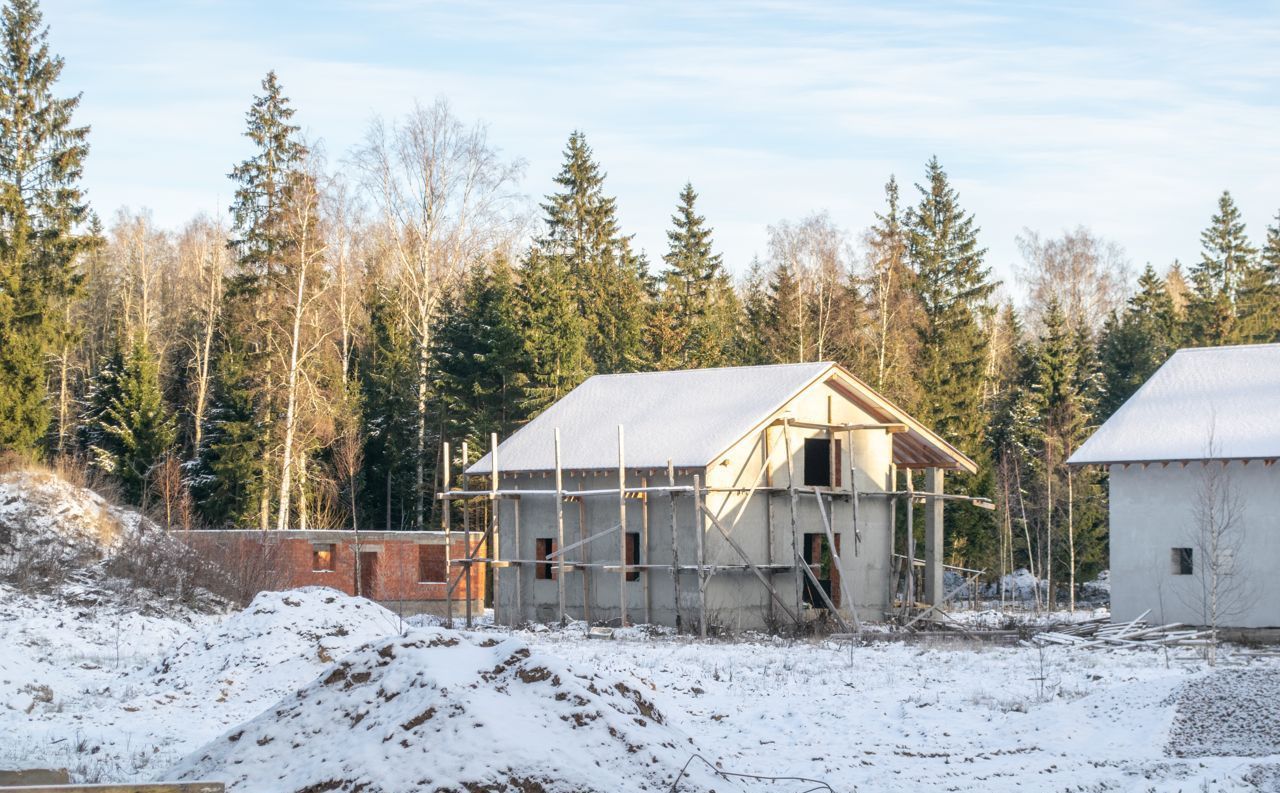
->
[1168,668,1280,757]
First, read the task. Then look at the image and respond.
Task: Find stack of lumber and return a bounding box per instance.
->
[1033,611,1215,649]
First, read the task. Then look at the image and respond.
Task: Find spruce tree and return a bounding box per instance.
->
[905,157,995,450]
[734,258,774,365]
[905,157,996,567]
[359,286,419,530]
[83,339,176,505]
[434,256,529,446]
[1028,300,1102,602]
[538,131,649,373]
[1098,265,1181,418]
[196,71,307,527]
[1236,209,1280,344]
[655,183,738,369]
[859,176,922,409]
[1265,211,1280,275]
[0,0,91,452]
[189,333,266,526]
[518,247,592,416]
[1187,191,1257,344]
[764,259,804,362]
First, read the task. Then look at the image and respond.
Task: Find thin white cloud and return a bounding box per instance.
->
[42,0,1280,284]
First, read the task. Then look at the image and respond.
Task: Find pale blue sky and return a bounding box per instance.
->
[43,0,1280,288]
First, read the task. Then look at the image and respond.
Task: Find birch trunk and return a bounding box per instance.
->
[276,235,309,532]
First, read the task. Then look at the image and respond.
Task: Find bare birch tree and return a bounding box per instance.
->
[353,98,524,530]
[1016,226,1130,334]
[1179,425,1252,664]
[766,212,853,362]
[275,160,331,531]
[176,217,228,453]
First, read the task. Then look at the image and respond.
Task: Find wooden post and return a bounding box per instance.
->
[462,440,471,628]
[782,419,803,625]
[667,460,681,634]
[641,475,650,625]
[904,469,915,617]
[489,432,500,626]
[694,473,707,639]
[513,496,522,623]
[579,489,589,624]
[763,428,775,627]
[554,428,566,625]
[442,440,452,627]
[617,424,627,628]
[886,465,897,615]
[846,428,859,556]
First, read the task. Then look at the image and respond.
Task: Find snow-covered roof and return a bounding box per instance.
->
[465,362,977,475]
[1068,343,1280,465]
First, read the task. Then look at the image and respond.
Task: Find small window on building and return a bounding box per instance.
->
[536,538,556,580]
[312,543,336,572]
[625,532,640,581]
[1172,547,1193,575]
[417,544,446,583]
[803,438,831,487]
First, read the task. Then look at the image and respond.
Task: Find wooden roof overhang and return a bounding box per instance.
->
[821,369,979,474]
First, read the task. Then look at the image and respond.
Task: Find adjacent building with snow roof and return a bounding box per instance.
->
[1069,343,1280,628]
[449,362,982,631]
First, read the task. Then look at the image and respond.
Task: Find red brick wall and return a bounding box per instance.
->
[179,530,485,605]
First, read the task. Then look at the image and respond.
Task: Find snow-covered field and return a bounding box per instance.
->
[4,471,1280,791]
[5,585,1280,792]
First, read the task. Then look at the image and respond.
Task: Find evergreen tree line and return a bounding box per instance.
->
[3,0,1280,594]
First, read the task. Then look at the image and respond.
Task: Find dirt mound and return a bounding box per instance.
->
[0,470,147,583]
[137,588,398,718]
[165,628,728,793]
[1168,668,1280,757]
[0,469,232,612]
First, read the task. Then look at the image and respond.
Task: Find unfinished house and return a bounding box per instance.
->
[1068,343,1280,629]
[443,362,981,633]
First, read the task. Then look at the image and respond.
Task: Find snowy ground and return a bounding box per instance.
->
[6,586,1280,791]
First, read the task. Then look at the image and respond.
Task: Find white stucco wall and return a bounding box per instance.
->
[1110,461,1280,628]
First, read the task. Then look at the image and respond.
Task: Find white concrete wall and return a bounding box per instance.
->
[1110,461,1280,628]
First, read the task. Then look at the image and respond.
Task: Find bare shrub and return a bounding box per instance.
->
[106,529,287,609]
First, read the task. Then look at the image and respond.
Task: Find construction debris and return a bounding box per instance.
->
[1032,611,1216,650]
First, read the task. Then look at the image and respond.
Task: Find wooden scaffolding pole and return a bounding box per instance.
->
[462,440,471,628]
[845,428,860,556]
[617,425,628,628]
[667,460,682,634]
[694,474,707,639]
[513,495,522,623]
[763,428,776,626]
[641,475,650,625]
[488,432,500,626]
[554,428,566,625]
[904,469,915,618]
[442,440,453,627]
[886,465,897,614]
[813,490,859,633]
[579,482,589,624]
[795,540,847,629]
[782,419,803,623]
